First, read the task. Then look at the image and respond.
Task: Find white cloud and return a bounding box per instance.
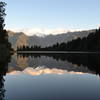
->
[8,28,82,36]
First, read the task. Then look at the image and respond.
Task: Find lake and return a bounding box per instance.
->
[1,53,100,100]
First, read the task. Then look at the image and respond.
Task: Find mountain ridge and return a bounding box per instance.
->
[7,29,95,50]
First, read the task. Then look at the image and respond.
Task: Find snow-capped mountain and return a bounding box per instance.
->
[8,29,94,50]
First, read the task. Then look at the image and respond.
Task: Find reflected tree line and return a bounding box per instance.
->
[18,53,100,76]
[17,28,100,52]
[0,53,11,100]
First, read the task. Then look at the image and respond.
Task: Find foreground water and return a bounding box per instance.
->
[1,53,100,100]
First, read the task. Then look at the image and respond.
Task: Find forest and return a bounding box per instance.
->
[0,2,13,55]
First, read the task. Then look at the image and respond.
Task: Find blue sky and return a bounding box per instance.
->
[2,0,100,32]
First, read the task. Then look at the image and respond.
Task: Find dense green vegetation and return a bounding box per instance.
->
[17,28,100,52]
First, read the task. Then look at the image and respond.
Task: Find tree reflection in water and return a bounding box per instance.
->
[0,53,11,100]
[18,53,100,76]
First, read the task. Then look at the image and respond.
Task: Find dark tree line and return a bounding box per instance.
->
[17,43,68,51]
[17,28,100,52]
[17,45,41,51]
[65,28,100,51]
[0,2,13,53]
[0,2,13,100]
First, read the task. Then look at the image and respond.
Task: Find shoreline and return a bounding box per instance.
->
[16,51,100,54]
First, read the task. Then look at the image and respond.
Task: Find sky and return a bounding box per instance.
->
[2,0,100,35]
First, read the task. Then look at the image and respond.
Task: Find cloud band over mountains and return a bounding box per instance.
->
[9,28,82,36]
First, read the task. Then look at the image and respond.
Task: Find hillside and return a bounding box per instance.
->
[8,29,94,50]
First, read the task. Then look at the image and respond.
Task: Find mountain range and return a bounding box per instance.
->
[8,29,94,50]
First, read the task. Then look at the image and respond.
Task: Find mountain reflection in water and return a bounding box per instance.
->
[0,53,100,100]
[8,67,84,76]
[7,53,100,76]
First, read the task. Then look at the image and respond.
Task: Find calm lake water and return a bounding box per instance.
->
[1,53,100,100]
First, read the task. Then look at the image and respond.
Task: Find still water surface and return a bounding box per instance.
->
[1,53,100,100]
